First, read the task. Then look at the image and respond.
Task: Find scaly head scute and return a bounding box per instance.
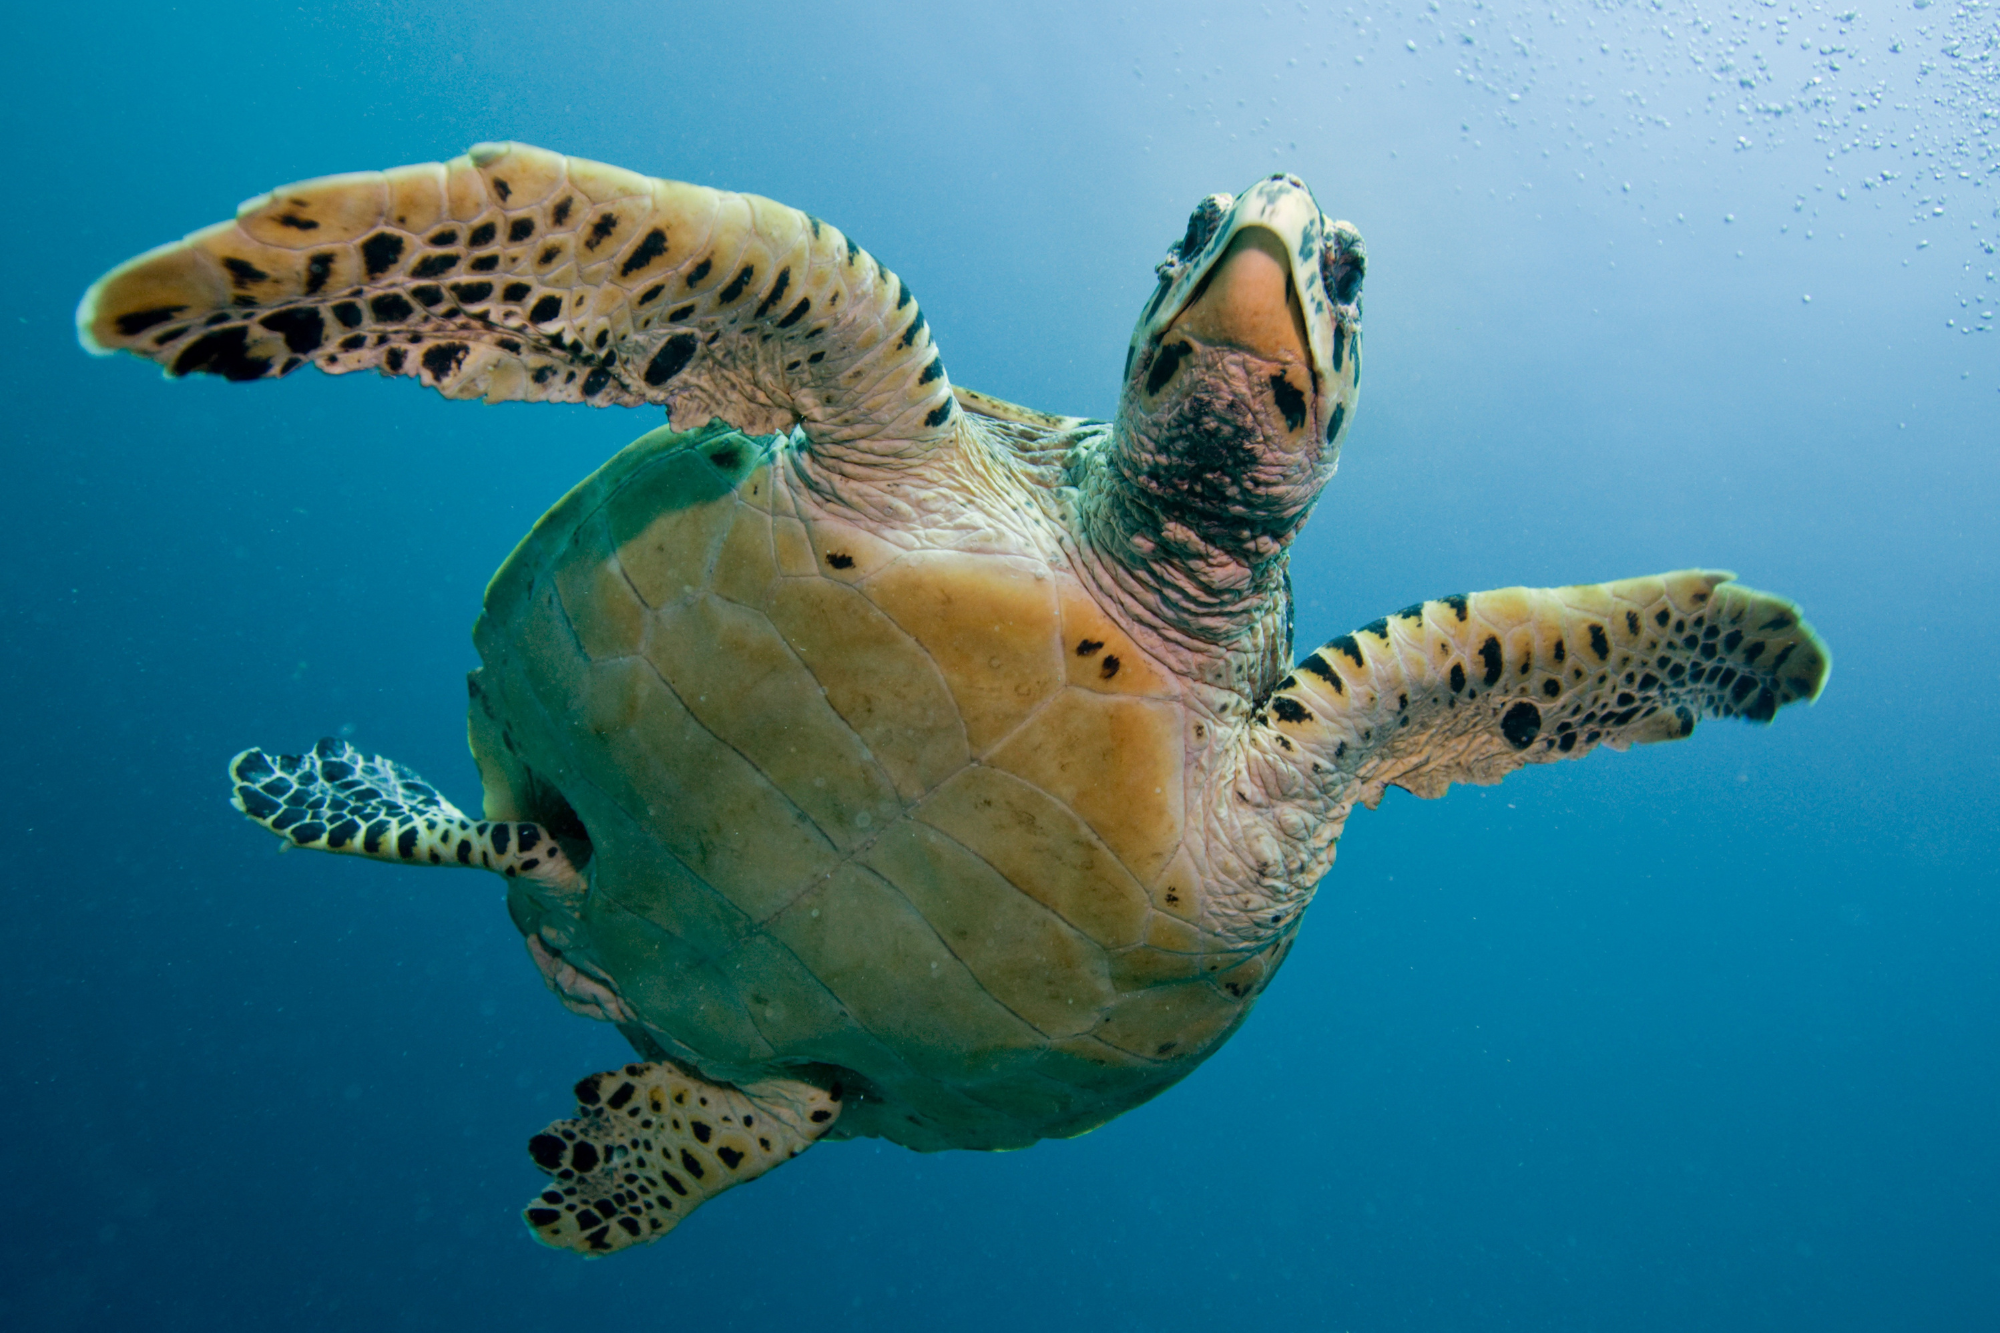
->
[1093,175,1365,638]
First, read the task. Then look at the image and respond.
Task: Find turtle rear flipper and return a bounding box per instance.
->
[1264,570,1830,810]
[524,1062,840,1256]
[229,738,581,892]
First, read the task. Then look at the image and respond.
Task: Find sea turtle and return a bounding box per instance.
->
[78,143,1829,1256]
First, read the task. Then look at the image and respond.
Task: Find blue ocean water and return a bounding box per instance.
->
[5,1,1996,1327]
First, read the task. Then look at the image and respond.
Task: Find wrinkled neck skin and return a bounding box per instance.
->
[787,416,1003,530]
[1075,338,1337,691]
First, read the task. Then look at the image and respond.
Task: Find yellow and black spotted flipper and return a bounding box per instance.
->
[1261,570,1829,809]
[523,1061,840,1255]
[77,142,954,452]
[229,738,582,892]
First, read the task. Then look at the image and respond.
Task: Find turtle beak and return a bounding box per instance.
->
[1165,226,1312,377]
[1129,174,1363,448]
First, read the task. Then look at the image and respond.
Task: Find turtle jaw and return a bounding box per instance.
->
[1164,227,1314,410]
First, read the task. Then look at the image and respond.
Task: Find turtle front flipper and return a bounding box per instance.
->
[229,738,581,892]
[1261,570,1829,810]
[78,142,954,462]
[524,1062,840,1256]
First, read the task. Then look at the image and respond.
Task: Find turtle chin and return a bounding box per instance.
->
[1111,340,1334,566]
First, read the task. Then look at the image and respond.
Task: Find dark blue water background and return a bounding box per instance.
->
[5,2,1996,1328]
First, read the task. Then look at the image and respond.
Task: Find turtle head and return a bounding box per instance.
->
[1090,175,1364,640]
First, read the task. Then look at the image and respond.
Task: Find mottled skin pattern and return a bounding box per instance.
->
[76,142,957,466]
[520,1060,840,1253]
[228,740,585,891]
[83,144,1829,1255]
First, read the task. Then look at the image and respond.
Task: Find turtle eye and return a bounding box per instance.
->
[1321,219,1366,308]
[1160,193,1235,279]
